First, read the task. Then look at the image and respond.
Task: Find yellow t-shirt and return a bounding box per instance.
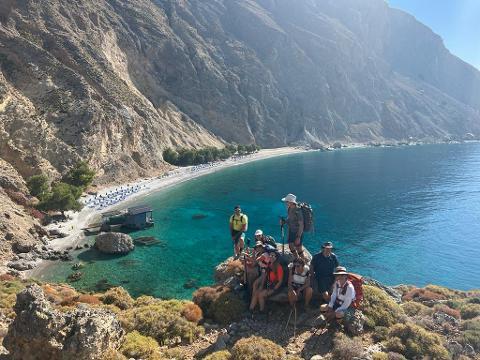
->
[229,213,248,231]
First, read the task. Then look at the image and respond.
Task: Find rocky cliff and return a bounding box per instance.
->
[1,0,480,184]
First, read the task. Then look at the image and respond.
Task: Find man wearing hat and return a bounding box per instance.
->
[229,205,248,258]
[321,266,356,324]
[280,193,305,258]
[254,229,277,248]
[312,241,339,303]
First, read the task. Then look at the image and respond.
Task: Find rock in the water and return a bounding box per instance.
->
[4,284,124,360]
[67,271,83,282]
[95,232,134,254]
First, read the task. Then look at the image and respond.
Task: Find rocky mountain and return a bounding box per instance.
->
[1,0,480,183]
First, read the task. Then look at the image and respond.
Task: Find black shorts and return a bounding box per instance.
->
[231,230,244,245]
[317,277,334,293]
[287,231,303,245]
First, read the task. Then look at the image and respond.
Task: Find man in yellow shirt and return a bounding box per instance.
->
[229,205,248,258]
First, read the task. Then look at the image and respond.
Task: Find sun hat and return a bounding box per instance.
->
[281,193,297,203]
[333,266,349,276]
[254,229,263,236]
[322,241,333,249]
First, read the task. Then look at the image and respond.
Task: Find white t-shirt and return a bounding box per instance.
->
[288,264,310,286]
[329,280,356,313]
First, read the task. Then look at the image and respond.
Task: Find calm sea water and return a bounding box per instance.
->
[38,143,480,298]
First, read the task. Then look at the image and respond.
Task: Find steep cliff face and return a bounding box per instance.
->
[1,0,480,183]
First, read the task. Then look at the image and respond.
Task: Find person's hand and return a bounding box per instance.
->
[295,237,300,245]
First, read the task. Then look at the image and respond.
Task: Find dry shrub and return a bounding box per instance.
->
[386,353,407,360]
[0,274,16,281]
[102,348,128,360]
[385,322,449,360]
[433,304,461,319]
[214,259,244,283]
[193,286,246,325]
[460,303,480,320]
[161,348,187,359]
[402,288,445,303]
[372,353,388,360]
[42,283,78,305]
[231,336,285,360]
[26,207,45,221]
[120,330,161,359]
[372,326,389,342]
[119,298,204,345]
[203,350,231,360]
[401,301,432,317]
[425,285,462,299]
[362,285,404,328]
[181,302,203,323]
[4,188,29,206]
[76,294,102,305]
[458,317,480,351]
[101,287,134,310]
[332,333,364,360]
[0,279,30,318]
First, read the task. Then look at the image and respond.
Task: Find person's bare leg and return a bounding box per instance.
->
[289,243,297,257]
[238,237,244,254]
[258,290,267,311]
[304,287,313,307]
[288,289,297,307]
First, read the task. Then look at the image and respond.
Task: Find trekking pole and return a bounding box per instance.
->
[281,222,285,254]
[283,307,293,334]
[293,303,297,338]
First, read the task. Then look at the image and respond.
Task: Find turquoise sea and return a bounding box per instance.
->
[38,143,480,298]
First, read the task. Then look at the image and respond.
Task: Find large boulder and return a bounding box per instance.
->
[95,232,134,254]
[4,284,124,360]
[12,237,36,253]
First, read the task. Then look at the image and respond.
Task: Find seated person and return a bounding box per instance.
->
[254,229,277,247]
[287,258,313,310]
[312,241,339,303]
[320,266,355,325]
[244,241,265,292]
[249,250,284,314]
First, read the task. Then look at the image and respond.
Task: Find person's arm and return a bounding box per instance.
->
[328,283,337,308]
[336,285,355,312]
[229,215,233,235]
[334,254,339,267]
[241,215,248,232]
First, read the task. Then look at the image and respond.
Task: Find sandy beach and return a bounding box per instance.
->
[28,147,310,276]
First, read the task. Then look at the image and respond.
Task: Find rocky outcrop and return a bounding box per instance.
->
[3,284,124,360]
[95,232,134,254]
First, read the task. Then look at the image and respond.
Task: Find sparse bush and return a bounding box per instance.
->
[372,353,388,360]
[402,301,432,316]
[458,318,480,351]
[0,279,30,318]
[402,288,445,303]
[120,331,161,359]
[193,286,246,325]
[332,333,364,360]
[385,322,449,360]
[433,304,461,319]
[460,303,480,320]
[214,259,244,283]
[181,302,203,323]
[102,348,128,360]
[386,353,407,360]
[231,336,285,360]
[119,298,204,345]
[161,347,187,359]
[203,350,232,360]
[101,287,134,310]
[425,285,461,299]
[362,285,404,328]
[372,326,389,342]
[42,284,78,305]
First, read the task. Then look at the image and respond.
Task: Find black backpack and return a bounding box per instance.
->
[298,202,314,232]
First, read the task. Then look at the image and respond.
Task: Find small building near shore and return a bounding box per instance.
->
[124,205,154,230]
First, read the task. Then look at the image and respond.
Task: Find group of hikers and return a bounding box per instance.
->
[229,194,361,329]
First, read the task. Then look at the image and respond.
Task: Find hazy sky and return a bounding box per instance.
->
[387,0,480,70]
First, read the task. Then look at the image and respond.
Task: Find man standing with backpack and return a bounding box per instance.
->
[229,205,248,258]
[280,193,305,259]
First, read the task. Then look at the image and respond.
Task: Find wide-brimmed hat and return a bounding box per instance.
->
[333,266,348,276]
[322,241,333,249]
[281,193,297,203]
[255,229,263,236]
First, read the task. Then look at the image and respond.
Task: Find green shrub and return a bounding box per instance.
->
[460,303,480,319]
[401,301,432,317]
[101,287,134,310]
[385,323,449,360]
[63,161,95,189]
[372,353,388,360]
[458,318,480,351]
[193,286,246,325]
[332,333,364,360]
[26,174,49,199]
[362,285,404,328]
[386,353,407,360]
[372,326,389,342]
[120,331,161,359]
[0,279,30,318]
[203,350,232,360]
[119,298,204,345]
[37,182,82,213]
[231,336,285,360]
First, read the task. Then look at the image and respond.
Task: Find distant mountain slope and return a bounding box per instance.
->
[1,0,479,181]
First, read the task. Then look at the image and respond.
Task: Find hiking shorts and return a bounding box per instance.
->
[231,230,244,245]
[317,277,335,293]
[287,230,303,245]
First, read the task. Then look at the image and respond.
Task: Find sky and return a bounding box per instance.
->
[387,0,480,70]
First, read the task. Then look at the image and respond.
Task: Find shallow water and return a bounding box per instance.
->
[38,143,480,298]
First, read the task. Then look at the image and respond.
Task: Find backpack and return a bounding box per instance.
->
[298,202,314,232]
[346,273,364,309]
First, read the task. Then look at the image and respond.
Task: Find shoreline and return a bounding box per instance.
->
[27,146,311,277]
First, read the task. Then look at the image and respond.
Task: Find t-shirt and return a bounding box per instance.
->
[329,280,356,313]
[265,263,284,285]
[262,235,277,247]
[229,213,248,232]
[312,252,339,280]
[288,263,310,286]
[286,206,303,234]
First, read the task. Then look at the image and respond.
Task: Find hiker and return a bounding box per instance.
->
[244,241,265,292]
[229,205,248,258]
[254,229,277,247]
[249,250,284,314]
[312,241,339,303]
[287,257,313,309]
[320,266,355,325]
[280,193,305,259]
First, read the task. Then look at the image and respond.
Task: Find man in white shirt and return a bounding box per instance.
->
[320,266,355,324]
